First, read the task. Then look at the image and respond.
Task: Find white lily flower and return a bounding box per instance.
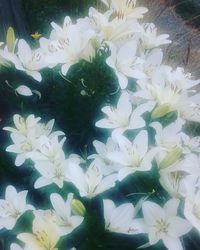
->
[151,118,185,151]
[159,153,200,197]
[142,199,192,250]
[134,65,200,120]
[50,193,84,236]
[66,162,117,198]
[27,135,67,188]
[103,199,146,234]
[96,92,154,134]
[1,39,47,82]
[178,92,200,123]
[88,7,142,44]
[140,23,171,51]
[181,133,200,153]
[10,243,24,250]
[15,85,33,96]
[151,120,200,170]
[0,185,34,230]
[17,215,60,250]
[32,154,82,189]
[138,48,163,79]
[28,135,66,162]
[5,132,37,166]
[3,114,41,135]
[108,130,159,180]
[160,169,199,199]
[50,16,72,41]
[4,115,62,166]
[184,188,200,233]
[88,137,122,175]
[109,0,148,20]
[106,41,145,89]
[40,24,95,75]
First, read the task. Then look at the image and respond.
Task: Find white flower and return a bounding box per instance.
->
[181,133,200,153]
[160,169,199,199]
[0,185,34,230]
[103,199,146,234]
[140,23,171,50]
[107,0,148,20]
[137,48,163,79]
[96,91,154,134]
[4,115,61,166]
[40,23,95,75]
[159,153,200,197]
[134,65,200,120]
[10,243,24,250]
[142,199,192,250]
[184,189,200,233]
[108,130,159,180]
[1,39,47,81]
[88,137,122,175]
[28,135,66,162]
[50,193,84,236]
[50,16,72,41]
[17,215,59,250]
[151,118,184,150]
[88,7,142,44]
[3,114,41,135]
[66,162,117,198]
[106,41,145,89]
[27,135,67,188]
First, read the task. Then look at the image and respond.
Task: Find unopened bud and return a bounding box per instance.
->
[151,104,171,119]
[71,199,86,216]
[159,147,182,169]
[6,27,15,52]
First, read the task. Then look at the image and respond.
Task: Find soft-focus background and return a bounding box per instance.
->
[0,0,200,249]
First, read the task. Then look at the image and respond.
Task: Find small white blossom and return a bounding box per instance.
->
[106,41,145,89]
[96,91,154,134]
[66,162,117,198]
[0,186,34,230]
[50,193,84,236]
[140,23,171,51]
[103,199,146,234]
[17,214,60,250]
[88,137,122,175]
[1,39,47,81]
[184,188,200,233]
[142,199,192,250]
[108,130,159,180]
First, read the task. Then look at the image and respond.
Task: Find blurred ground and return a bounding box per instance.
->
[142,0,200,77]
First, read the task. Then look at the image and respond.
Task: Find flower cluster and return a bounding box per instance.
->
[1,1,200,250]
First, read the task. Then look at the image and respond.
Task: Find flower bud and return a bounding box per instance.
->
[151,104,171,119]
[159,147,182,169]
[71,199,86,216]
[6,27,15,52]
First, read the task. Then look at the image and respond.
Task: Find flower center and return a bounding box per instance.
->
[156,219,170,234]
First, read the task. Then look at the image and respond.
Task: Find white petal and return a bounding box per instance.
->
[164,198,180,217]
[142,201,165,225]
[134,130,148,157]
[16,85,32,96]
[118,167,135,181]
[103,199,115,228]
[17,39,32,63]
[168,216,192,238]
[34,177,52,189]
[162,237,183,250]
